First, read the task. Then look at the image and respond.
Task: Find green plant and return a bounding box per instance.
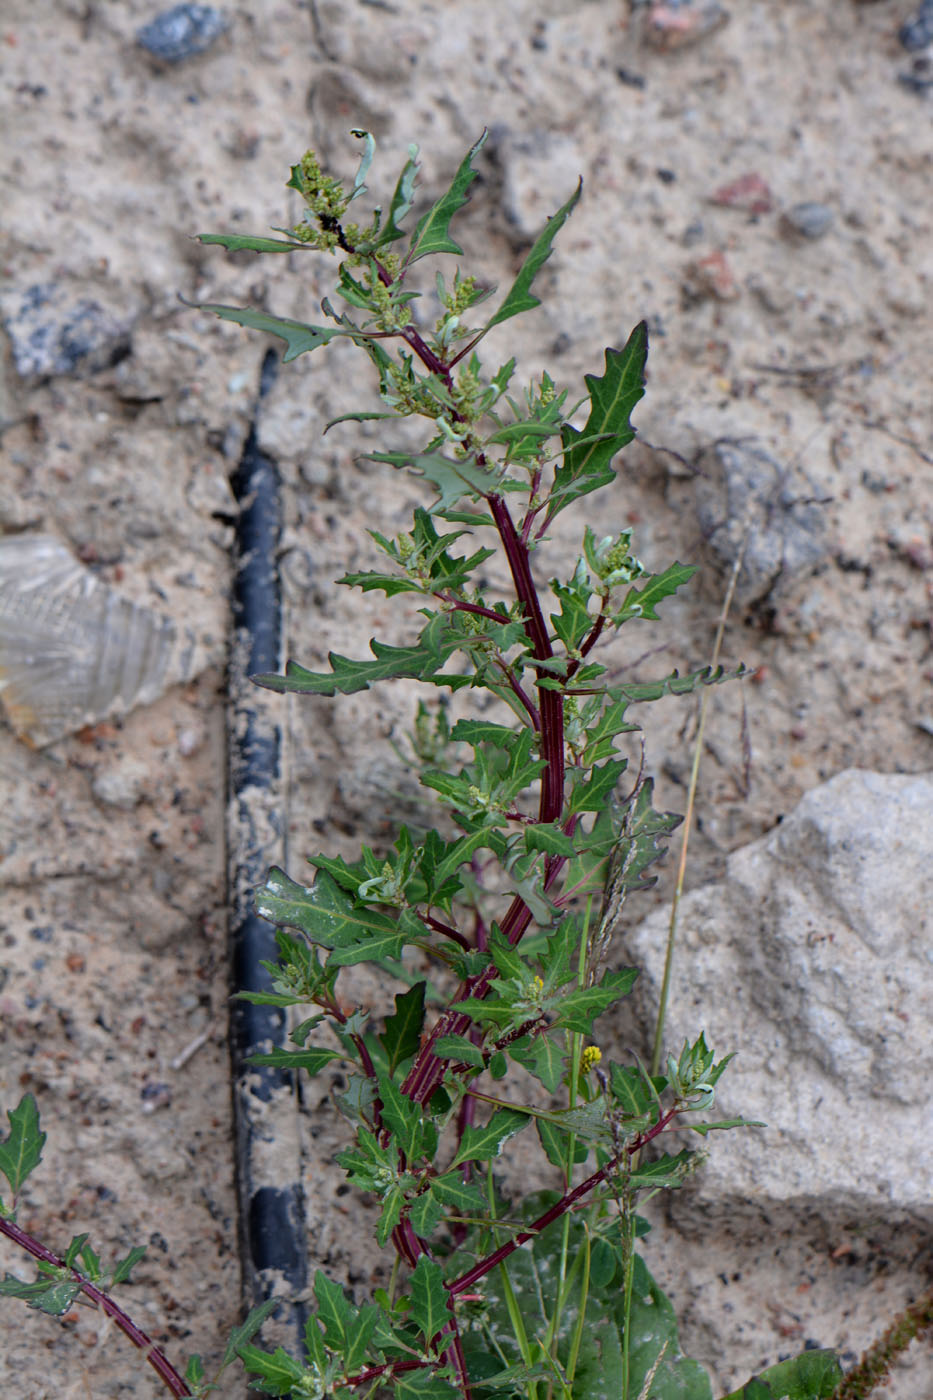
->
[0,130,871,1400]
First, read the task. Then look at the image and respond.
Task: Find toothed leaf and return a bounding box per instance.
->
[407,133,487,262]
[485,181,582,330]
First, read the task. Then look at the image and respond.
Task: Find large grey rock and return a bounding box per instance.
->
[622,769,933,1227]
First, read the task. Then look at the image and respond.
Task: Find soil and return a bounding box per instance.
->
[1,2,931,1397]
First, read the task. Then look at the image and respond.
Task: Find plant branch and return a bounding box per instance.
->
[491,657,540,730]
[437,595,514,626]
[0,1216,191,1398]
[448,1107,679,1296]
[421,912,472,950]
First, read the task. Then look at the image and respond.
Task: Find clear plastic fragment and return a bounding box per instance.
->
[0,533,201,747]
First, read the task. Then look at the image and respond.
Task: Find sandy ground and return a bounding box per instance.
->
[1,1,931,1396]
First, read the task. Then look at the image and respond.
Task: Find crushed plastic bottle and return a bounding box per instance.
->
[0,533,202,747]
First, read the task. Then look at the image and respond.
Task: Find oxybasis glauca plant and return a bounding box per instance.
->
[0,132,857,1400]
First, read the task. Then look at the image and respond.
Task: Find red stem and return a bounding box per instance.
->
[492,657,540,730]
[421,911,471,950]
[448,1107,679,1296]
[0,1216,192,1397]
[438,595,513,626]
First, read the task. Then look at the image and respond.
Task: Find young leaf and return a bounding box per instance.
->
[255,868,403,961]
[409,1256,450,1344]
[429,1173,487,1217]
[409,1191,445,1239]
[435,1035,486,1069]
[196,232,310,254]
[197,303,373,362]
[628,1149,695,1191]
[313,1269,354,1352]
[523,822,577,857]
[248,1047,343,1075]
[394,1369,459,1400]
[407,132,487,263]
[536,1116,589,1169]
[380,983,427,1074]
[377,1073,423,1161]
[613,561,697,624]
[236,1343,307,1394]
[0,1094,45,1198]
[185,1354,205,1386]
[689,1117,766,1136]
[508,1034,567,1094]
[0,1274,81,1316]
[253,627,478,697]
[64,1233,96,1274]
[613,663,745,706]
[608,1063,659,1121]
[567,758,629,814]
[219,1297,280,1372]
[549,968,638,1035]
[553,322,648,512]
[111,1244,147,1286]
[448,1107,528,1170]
[345,1305,381,1373]
[377,1185,406,1246]
[484,182,582,331]
[366,450,504,512]
[348,127,376,201]
[378,144,420,246]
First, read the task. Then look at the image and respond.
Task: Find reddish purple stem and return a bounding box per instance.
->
[0,1216,192,1397]
[448,1107,679,1296]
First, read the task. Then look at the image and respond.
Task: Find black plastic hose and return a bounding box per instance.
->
[228,349,308,1355]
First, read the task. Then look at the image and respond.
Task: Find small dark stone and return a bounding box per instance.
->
[616,66,647,88]
[898,61,933,93]
[781,202,834,240]
[657,167,677,183]
[136,5,229,64]
[29,925,54,942]
[899,2,933,53]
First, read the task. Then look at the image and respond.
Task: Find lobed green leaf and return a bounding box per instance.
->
[407,132,487,263]
[448,1107,529,1171]
[196,232,310,254]
[552,323,648,515]
[484,182,582,331]
[197,303,375,362]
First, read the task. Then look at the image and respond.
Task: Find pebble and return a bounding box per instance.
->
[136,5,229,64]
[709,172,774,216]
[91,758,151,810]
[682,249,740,301]
[644,1,730,50]
[1,283,131,381]
[176,723,206,758]
[899,2,933,52]
[780,202,834,240]
[693,440,829,610]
